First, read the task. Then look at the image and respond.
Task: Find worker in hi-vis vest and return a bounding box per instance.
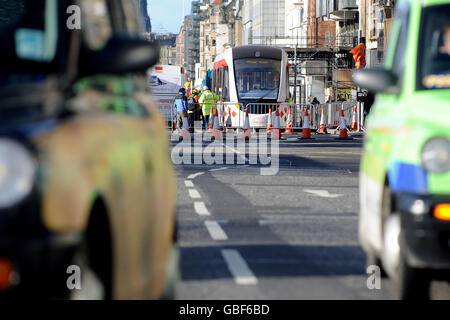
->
[199,86,215,130]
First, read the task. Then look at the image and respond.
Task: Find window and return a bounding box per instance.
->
[234,58,281,101]
[389,2,410,88]
[417,4,450,90]
[223,67,230,102]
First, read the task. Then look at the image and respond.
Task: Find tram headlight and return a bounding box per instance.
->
[421,138,450,174]
[0,139,36,208]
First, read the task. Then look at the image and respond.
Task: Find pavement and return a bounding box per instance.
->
[170,131,450,300]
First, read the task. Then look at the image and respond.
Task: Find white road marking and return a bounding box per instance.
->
[188,189,201,199]
[187,172,204,179]
[209,167,228,172]
[222,143,249,163]
[205,221,228,240]
[184,180,194,188]
[194,202,210,216]
[304,189,343,198]
[221,249,258,285]
[258,220,275,226]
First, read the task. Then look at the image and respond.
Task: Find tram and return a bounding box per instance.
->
[212,45,290,127]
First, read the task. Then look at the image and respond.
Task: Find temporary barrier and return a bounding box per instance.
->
[158,100,361,134]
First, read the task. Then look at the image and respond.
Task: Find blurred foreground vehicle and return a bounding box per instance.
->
[354,0,450,299]
[0,0,178,299]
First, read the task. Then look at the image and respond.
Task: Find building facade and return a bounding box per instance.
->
[243,0,287,45]
[361,0,396,68]
[134,0,152,33]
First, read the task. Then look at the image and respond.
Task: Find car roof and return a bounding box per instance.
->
[420,0,450,6]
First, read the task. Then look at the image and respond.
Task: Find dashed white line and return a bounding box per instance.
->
[204,221,228,240]
[187,172,204,179]
[188,189,201,199]
[209,167,228,172]
[194,201,211,216]
[184,180,194,188]
[221,249,258,285]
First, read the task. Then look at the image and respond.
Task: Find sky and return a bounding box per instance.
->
[148,0,192,34]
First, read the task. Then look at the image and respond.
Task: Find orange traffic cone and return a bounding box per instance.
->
[242,108,251,140]
[299,108,313,140]
[271,107,282,139]
[351,105,358,131]
[336,107,353,140]
[180,111,191,141]
[266,108,273,134]
[317,106,328,134]
[284,107,294,134]
[211,109,222,141]
[226,106,233,133]
[208,106,214,133]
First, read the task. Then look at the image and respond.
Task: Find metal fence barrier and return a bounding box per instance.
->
[156,100,363,132]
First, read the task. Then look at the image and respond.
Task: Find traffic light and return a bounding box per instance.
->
[350,43,366,69]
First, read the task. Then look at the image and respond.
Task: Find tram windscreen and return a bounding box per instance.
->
[234,59,281,101]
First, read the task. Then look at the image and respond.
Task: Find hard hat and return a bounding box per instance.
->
[203,85,209,91]
[193,88,199,94]
[185,82,191,87]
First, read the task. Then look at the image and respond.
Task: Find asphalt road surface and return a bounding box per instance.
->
[171,132,450,300]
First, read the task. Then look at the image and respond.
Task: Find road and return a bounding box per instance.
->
[171,132,449,300]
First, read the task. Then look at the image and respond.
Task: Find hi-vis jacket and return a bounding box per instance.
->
[199,90,216,116]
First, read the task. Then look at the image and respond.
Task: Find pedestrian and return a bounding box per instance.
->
[188,88,200,132]
[199,85,215,130]
[185,81,192,97]
[361,90,375,123]
[326,95,335,103]
[311,97,320,105]
[174,87,188,132]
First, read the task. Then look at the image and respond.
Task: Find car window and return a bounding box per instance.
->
[78,0,112,50]
[417,4,450,90]
[390,2,410,89]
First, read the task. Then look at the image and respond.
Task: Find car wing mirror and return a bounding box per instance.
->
[352,68,399,94]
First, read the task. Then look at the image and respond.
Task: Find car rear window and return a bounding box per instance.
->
[417,4,450,90]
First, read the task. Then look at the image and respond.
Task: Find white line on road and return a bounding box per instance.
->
[258,220,276,226]
[222,143,249,163]
[184,180,194,188]
[221,249,258,285]
[187,172,204,179]
[209,167,228,172]
[188,189,201,199]
[205,221,228,240]
[304,189,343,198]
[194,202,211,216]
